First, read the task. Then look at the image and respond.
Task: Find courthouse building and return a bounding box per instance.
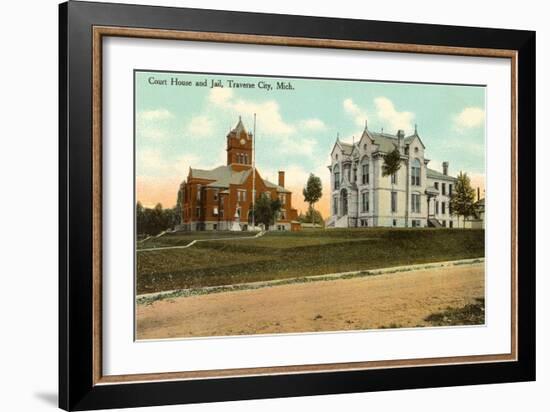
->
[179,117,301,231]
[327,122,460,228]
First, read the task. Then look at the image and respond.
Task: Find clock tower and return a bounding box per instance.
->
[226,116,253,171]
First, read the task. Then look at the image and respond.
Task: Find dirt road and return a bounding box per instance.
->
[136,263,484,339]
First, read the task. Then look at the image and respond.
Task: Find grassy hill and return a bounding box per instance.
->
[137,228,484,294]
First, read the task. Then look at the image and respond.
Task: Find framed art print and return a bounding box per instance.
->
[59,1,535,410]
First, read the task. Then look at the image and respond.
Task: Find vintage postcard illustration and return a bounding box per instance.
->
[135,71,486,340]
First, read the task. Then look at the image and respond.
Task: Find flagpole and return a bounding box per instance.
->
[252,113,256,229]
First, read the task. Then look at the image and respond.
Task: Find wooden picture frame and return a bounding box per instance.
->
[59,1,535,410]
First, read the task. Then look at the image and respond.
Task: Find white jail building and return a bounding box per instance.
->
[327,123,460,228]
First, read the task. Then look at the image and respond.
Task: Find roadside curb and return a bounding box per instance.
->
[136,257,485,305]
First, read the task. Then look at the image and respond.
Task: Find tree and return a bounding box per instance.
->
[174,184,184,226]
[302,173,323,226]
[449,171,476,228]
[136,202,178,235]
[250,194,281,230]
[298,208,324,227]
[382,147,402,177]
[136,201,145,235]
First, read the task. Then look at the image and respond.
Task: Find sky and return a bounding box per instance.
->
[135,70,486,217]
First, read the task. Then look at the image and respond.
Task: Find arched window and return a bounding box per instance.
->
[411,158,421,186]
[361,156,369,185]
[333,164,340,190]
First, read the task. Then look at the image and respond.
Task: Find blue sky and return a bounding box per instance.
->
[135,70,485,213]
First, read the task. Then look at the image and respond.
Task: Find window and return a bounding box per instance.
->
[449,184,453,196]
[196,185,201,201]
[237,190,244,202]
[393,219,397,227]
[442,220,447,227]
[362,161,369,185]
[435,201,439,215]
[442,201,446,215]
[391,191,397,213]
[195,206,200,218]
[279,193,286,205]
[434,182,439,190]
[449,221,453,228]
[333,196,338,215]
[213,189,219,201]
[213,207,218,216]
[333,164,340,190]
[391,173,397,184]
[213,224,217,230]
[361,191,369,213]
[360,219,368,227]
[353,167,357,182]
[442,183,446,195]
[411,159,421,186]
[345,165,351,182]
[412,220,417,228]
[411,193,421,213]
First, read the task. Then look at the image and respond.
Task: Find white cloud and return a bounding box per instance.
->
[208,87,321,156]
[137,149,201,177]
[208,88,233,105]
[299,118,326,131]
[343,98,369,127]
[454,107,485,129]
[138,108,173,122]
[374,97,414,132]
[136,108,174,141]
[185,115,214,137]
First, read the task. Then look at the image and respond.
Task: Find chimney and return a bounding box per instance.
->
[397,130,404,152]
[442,161,449,176]
[278,171,285,188]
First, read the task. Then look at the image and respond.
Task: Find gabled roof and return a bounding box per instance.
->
[339,141,354,155]
[190,165,252,187]
[426,168,456,181]
[331,125,425,157]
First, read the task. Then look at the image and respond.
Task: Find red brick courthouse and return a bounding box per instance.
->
[179,117,301,231]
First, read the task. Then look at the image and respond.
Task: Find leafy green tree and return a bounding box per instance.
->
[251,194,281,230]
[299,208,324,227]
[302,173,323,226]
[136,202,178,235]
[136,201,145,235]
[382,147,402,177]
[449,172,476,228]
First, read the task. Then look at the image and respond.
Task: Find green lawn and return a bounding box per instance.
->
[136,228,485,294]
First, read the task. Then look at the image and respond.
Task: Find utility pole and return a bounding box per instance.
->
[252,113,256,229]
